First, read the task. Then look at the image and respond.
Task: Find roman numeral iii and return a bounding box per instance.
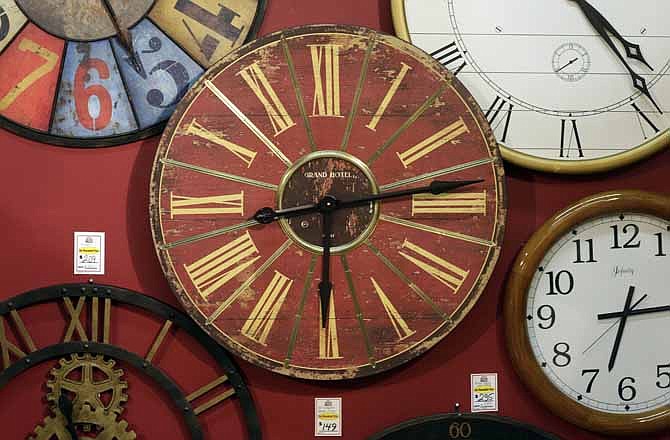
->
[412,191,487,215]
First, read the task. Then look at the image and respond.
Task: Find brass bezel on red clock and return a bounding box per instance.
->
[150,24,506,380]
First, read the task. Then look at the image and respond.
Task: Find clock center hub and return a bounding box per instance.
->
[277,151,379,254]
[15,0,155,41]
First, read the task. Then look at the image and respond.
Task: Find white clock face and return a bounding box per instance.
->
[526,213,670,414]
[403,0,670,162]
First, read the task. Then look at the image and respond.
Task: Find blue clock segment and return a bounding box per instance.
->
[111,19,203,130]
[51,39,138,138]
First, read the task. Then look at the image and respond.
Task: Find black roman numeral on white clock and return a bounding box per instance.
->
[429,42,466,75]
[397,0,670,173]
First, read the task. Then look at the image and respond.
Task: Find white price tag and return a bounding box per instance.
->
[74,232,105,275]
[315,397,341,436]
[471,373,498,413]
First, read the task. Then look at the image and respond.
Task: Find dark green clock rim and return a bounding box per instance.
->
[0,0,268,148]
[368,413,561,440]
[0,282,262,440]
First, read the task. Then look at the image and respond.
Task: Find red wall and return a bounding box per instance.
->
[1,1,669,439]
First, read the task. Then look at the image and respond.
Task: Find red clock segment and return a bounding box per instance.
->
[151,25,506,380]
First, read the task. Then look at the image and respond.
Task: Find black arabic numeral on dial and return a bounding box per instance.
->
[618,377,637,401]
[656,364,670,388]
[0,6,9,41]
[546,270,574,295]
[573,238,597,263]
[537,305,556,329]
[656,232,667,256]
[176,0,244,60]
[553,342,571,367]
[581,369,600,393]
[611,224,641,249]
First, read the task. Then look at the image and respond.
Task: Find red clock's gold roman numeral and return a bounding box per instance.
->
[319,294,342,359]
[366,62,412,131]
[412,191,487,215]
[399,239,469,294]
[0,311,37,370]
[370,277,415,341]
[185,119,257,167]
[237,62,295,136]
[241,271,294,345]
[309,44,342,117]
[63,297,112,343]
[170,191,245,217]
[186,375,235,416]
[397,117,469,168]
[185,231,260,299]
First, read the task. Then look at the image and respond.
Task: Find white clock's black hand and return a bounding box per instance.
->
[58,394,79,440]
[252,180,483,224]
[555,57,579,73]
[600,286,635,372]
[582,293,646,355]
[570,0,661,113]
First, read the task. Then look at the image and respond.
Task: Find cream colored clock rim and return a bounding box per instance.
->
[390,0,670,174]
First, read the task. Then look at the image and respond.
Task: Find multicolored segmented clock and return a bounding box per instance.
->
[150,25,506,380]
[0,0,265,147]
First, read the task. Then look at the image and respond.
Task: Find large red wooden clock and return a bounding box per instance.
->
[150,25,507,380]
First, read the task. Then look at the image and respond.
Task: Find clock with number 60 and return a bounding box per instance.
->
[505,190,670,435]
[150,25,506,380]
[0,0,265,147]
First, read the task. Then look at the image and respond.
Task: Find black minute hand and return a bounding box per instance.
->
[252,180,483,224]
[570,0,661,112]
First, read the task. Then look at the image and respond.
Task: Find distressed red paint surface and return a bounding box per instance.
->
[0,24,63,130]
[152,26,506,379]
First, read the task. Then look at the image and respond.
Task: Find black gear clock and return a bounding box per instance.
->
[0,283,261,439]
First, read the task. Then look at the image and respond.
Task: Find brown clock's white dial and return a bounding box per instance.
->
[150,25,506,380]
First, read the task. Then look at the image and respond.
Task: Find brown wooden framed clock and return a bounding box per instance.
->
[0,0,265,147]
[150,24,507,380]
[0,283,261,439]
[505,190,670,435]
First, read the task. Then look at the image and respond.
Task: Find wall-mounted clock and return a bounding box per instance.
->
[368,413,560,440]
[505,190,670,435]
[0,0,265,147]
[0,283,261,439]
[150,24,506,380]
[392,0,670,173]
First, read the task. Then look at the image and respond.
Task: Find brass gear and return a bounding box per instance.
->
[46,353,129,419]
[29,408,136,440]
